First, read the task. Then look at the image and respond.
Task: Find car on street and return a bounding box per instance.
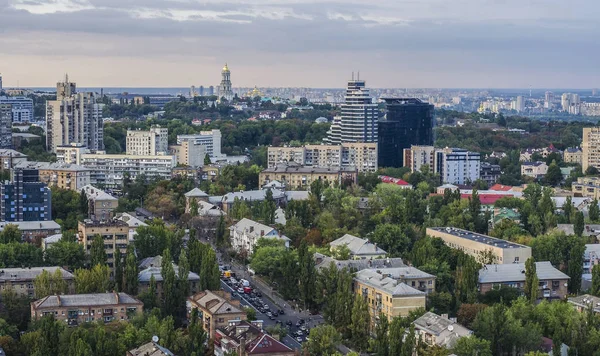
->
[296,330,304,336]
[266,312,272,317]
[286,321,293,326]
[272,311,278,317]
[237,287,244,293]
[278,309,284,315]
[263,304,270,310]
[296,321,301,327]
[300,325,307,331]
[296,337,303,343]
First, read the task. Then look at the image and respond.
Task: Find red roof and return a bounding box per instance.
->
[378,175,411,186]
[489,184,513,192]
[460,193,507,205]
[246,333,293,354]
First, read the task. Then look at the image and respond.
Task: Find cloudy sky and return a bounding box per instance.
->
[0,0,598,88]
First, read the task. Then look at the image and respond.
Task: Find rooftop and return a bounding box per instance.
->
[83,185,118,201]
[80,219,129,228]
[184,188,209,198]
[478,261,570,284]
[188,290,244,315]
[330,234,387,256]
[413,312,472,348]
[355,269,426,297]
[15,161,90,172]
[114,212,148,228]
[262,163,356,174]
[314,253,405,271]
[521,161,547,167]
[427,227,529,250]
[568,294,600,312]
[373,267,435,280]
[0,149,27,158]
[138,266,200,283]
[128,342,175,356]
[33,292,141,309]
[219,189,286,204]
[0,267,73,282]
[0,220,61,231]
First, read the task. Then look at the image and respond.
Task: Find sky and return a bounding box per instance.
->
[0,0,598,88]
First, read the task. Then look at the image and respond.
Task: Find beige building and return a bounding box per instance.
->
[583,127,600,172]
[403,145,436,173]
[479,262,570,300]
[354,269,426,326]
[170,140,206,168]
[572,177,600,199]
[201,165,220,182]
[267,143,378,173]
[187,290,247,338]
[366,267,436,294]
[82,185,118,220]
[426,227,532,264]
[184,188,209,214]
[0,267,74,298]
[78,220,130,271]
[259,163,358,189]
[31,292,143,325]
[55,143,89,165]
[15,161,91,191]
[564,147,583,165]
[126,126,169,156]
[521,161,548,179]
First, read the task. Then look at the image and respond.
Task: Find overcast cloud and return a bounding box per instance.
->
[0,0,598,88]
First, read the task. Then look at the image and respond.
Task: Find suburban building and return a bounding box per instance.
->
[201,165,220,182]
[42,233,63,251]
[177,130,224,159]
[138,256,200,298]
[0,104,11,149]
[435,148,481,185]
[77,219,130,271]
[0,220,61,241]
[584,244,600,274]
[212,189,288,214]
[229,218,290,255]
[413,312,472,349]
[31,292,143,324]
[267,143,378,173]
[0,149,28,170]
[365,267,436,294]
[572,177,600,199]
[564,147,583,165]
[426,227,532,264]
[0,168,52,222]
[0,267,74,298]
[354,269,426,325]
[187,290,246,338]
[480,162,502,186]
[127,341,174,356]
[214,320,295,356]
[582,127,600,172]
[314,253,406,271]
[329,234,387,260]
[0,96,34,123]
[170,140,206,168]
[79,153,176,188]
[126,126,169,156]
[378,98,434,168]
[259,162,358,189]
[15,161,90,191]
[403,145,436,173]
[521,161,548,179]
[478,262,570,300]
[184,188,209,214]
[379,175,413,189]
[46,77,104,153]
[82,185,118,220]
[568,294,600,314]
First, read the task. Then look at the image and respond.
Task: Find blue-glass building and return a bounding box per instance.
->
[0,168,51,221]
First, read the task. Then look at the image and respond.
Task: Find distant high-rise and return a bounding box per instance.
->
[582,127,600,172]
[0,104,12,149]
[219,64,233,102]
[46,75,104,153]
[325,77,378,145]
[190,85,196,98]
[378,98,434,168]
[516,96,525,112]
[0,73,3,91]
[208,86,215,96]
[544,91,555,109]
[199,86,205,96]
[561,93,581,115]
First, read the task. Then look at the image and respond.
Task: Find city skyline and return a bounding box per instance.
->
[0,0,599,88]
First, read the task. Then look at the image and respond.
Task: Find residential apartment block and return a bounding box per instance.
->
[478,262,570,300]
[177,130,224,159]
[229,218,289,255]
[267,142,378,173]
[31,292,143,325]
[126,126,169,156]
[55,143,88,165]
[572,177,600,199]
[583,127,600,172]
[187,290,246,338]
[82,185,118,220]
[15,161,90,191]
[0,104,11,149]
[564,147,583,165]
[435,148,481,185]
[426,227,532,264]
[1,168,51,221]
[354,269,426,326]
[403,145,435,173]
[365,267,436,294]
[170,140,206,168]
[0,267,74,298]
[0,220,61,241]
[521,161,548,179]
[259,162,358,189]
[480,162,502,186]
[78,219,130,271]
[0,96,34,123]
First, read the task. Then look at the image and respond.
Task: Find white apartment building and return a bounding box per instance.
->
[177,130,223,159]
[79,153,176,188]
[229,218,290,255]
[55,143,89,165]
[169,140,206,168]
[434,148,481,185]
[267,142,378,173]
[582,127,600,172]
[46,77,104,153]
[126,126,168,156]
[562,93,581,115]
[403,145,436,173]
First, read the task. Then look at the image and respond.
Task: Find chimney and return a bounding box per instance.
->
[260,230,264,236]
[113,290,119,304]
[57,295,61,307]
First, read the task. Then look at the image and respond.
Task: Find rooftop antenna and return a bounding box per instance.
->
[352,72,354,81]
[357,71,360,81]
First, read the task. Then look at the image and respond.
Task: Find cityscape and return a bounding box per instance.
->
[1,0,600,355]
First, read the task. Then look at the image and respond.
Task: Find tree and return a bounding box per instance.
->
[90,234,107,267]
[189,199,199,217]
[586,166,599,176]
[0,224,21,244]
[161,249,178,315]
[574,211,585,237]
[401,324,416,356]
[244,306,256,321]
[204,154,211,165]
[187,308,207,355]
[199,248,221,290]
[298,241,316,311]
[562,196,574,223]
[79,189,89,216]
[388,317,405,356]
[369,223,410,257]
[304,325,341,356]
[455,253,480,304]
[333,268,354,337]
[0,288,31,330]
[373,313,389,356]
[262,188,276,225]
[114,248,124,292]
[33,269,53,299]
[45,241,86,270]
[544,161,563,186]
[215,214,226,247]
[124,245,138,295]
[592,264,600,297]
[452,336,493,356]
[350,295,370,352]
[139,274,159,311]
[74,264,110,293]
[177,249,190,320]
[590,199,600,223]
[524,257,539,303]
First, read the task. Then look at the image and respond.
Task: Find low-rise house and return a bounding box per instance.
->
[127,341,174,356]
[0,267,74,298]
[413,312,472,349]
[82,185,118,220]
[573,177,600,199]
[564,147,583,165]
[184,188,209,214]
[492,208,521,226]
[229,218,290,255]
[31,292,143,325]
[329,234,387,260]
[0,149,28,170]
[568,294,600,314]
[214,320,295,356]
[354,269,426,325]
[42,233,62,251]
[521,161,548,179]
[314,253,406,271]
[187,290,246,338]
[478,261,570,300]
[138,256,200,298]
[211,189,286,214]
[378,175,413,189]
[0,220,61,242]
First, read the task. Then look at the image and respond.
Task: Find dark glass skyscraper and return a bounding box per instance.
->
[378,98,434,168]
